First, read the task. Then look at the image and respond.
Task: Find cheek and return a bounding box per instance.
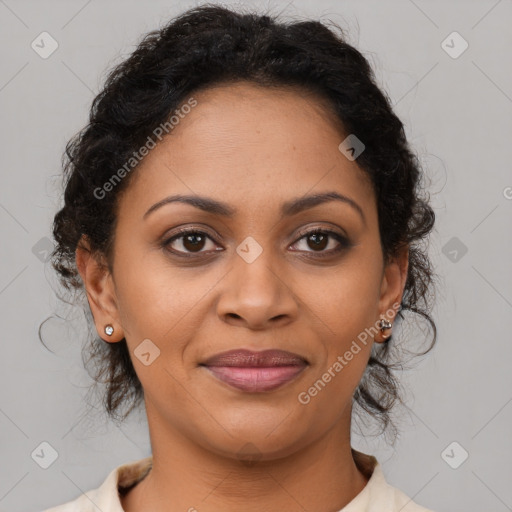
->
[113,245,203,335]
[312,252,383,336]
[304,249,383,387]
[113,251,225,383]
[112,259,207,399]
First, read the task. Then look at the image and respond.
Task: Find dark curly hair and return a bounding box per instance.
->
[43,3,437,440]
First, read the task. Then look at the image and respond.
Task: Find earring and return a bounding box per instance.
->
[378,317,392,341]
[104,324,114,336]
[379,318,392,331]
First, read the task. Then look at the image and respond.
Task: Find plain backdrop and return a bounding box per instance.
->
[0,1,511,511]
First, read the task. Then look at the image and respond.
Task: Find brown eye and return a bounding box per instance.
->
[182,232,206,252]
[305,232,329,251]
[164,229,220,255]
[291,228,351,256]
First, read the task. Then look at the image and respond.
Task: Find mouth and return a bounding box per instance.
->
[199,349,309,392]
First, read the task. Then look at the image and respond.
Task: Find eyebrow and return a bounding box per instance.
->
[143,191,366,224]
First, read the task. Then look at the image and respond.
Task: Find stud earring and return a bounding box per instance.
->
[377,317,392,341]
[378,318,392,331]
[104,324,114,336]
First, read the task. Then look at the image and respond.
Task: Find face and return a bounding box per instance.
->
[77,82,407,461]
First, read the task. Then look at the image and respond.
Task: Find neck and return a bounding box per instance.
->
[121,412,372,512]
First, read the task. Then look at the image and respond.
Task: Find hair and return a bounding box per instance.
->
[44,3,437,440]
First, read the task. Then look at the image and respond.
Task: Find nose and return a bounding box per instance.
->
[215,247,299,331]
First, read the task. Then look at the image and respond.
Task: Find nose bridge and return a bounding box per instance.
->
[216,233,296,328]
[233,233,282,301]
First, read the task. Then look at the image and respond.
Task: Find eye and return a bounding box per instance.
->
[290,228,351,257]
[163,228,221,256]
[162,227,351,258]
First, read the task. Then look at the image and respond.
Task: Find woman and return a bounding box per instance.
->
[43,4,437,511]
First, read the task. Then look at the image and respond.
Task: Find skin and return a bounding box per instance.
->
[76,81,408,512]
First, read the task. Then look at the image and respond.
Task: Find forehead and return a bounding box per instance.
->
[119,81,375,218]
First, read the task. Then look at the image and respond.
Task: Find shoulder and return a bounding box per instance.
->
[41,456,153,512]
[390,486,435,512]
[41,483,107,512]
[366,464,436,512]
[347,450,436,512]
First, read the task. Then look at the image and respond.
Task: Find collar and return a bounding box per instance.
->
[44,449,432,511]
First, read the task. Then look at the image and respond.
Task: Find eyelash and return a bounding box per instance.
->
[162,227,351,259]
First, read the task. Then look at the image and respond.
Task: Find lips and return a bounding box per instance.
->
[202,349,308,367]
[200,349,308,392]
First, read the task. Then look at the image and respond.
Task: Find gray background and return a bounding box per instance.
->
[1,1,511,511]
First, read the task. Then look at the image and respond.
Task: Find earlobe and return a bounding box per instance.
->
[375,246,409,342]
[75,236,124,343]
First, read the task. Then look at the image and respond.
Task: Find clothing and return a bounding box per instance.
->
[42,449,434,511]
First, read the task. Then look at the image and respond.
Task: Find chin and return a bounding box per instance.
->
[198,414,310,462]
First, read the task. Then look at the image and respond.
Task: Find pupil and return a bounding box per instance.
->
[184,233,204,252]
[309,233,327,251]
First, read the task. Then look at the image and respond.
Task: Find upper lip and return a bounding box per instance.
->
[201,349,308,367]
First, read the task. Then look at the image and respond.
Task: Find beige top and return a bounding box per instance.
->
[42,450,434,511]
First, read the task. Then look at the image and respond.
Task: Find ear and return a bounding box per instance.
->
[75,235,124,343]
[378,244,409,326]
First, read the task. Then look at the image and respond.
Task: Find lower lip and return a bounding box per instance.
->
[203,365,306,392]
